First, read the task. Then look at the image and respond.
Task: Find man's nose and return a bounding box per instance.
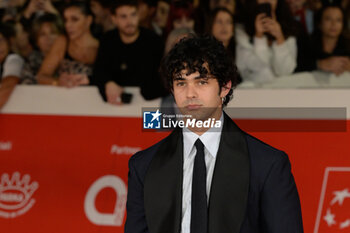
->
[186,83,198,99]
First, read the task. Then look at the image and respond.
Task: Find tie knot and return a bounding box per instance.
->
[194,139,204,152]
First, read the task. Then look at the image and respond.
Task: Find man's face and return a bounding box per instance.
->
[112,6,139,36]
[172,68,231,121]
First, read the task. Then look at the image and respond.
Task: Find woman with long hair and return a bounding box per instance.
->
[312,3,350,75]
[37,1,99,87]
[209,7,242,83]
[21,13,63,84]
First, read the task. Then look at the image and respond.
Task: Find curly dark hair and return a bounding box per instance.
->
[160,35,238,106]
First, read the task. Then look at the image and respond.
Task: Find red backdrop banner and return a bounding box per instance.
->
[0,114,349,233]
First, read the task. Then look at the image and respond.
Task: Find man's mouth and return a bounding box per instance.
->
[186,104,202,110]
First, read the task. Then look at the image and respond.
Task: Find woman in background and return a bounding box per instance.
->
[21,13,63,84]
[0,23,24,109]
[312,3,350,75]
[37,1,99,87]
[209,7,241,83]
[235,0,298,83]
[210,8,235,59]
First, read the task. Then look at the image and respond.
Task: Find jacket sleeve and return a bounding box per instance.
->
[91,35,114,102]
[125,154,149,233]
[260,151,304,233]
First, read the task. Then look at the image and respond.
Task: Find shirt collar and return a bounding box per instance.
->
[182,113,224,158]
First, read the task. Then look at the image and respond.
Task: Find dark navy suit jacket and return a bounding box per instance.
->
[125,113,304,233]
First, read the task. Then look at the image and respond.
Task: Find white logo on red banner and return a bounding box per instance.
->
[110,144,141,155]
[314,167,350,233]
[0,141,12,151]
[84,175,127,226]
[0,172,39,218]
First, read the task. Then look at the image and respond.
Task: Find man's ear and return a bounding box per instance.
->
[220,80,232,98]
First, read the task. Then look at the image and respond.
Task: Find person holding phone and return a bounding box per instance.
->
[235,0,299,83]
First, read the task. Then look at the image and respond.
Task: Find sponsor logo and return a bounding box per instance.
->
[84,175,127,226]
[143,109,162,129]
[110,145,141,155]
[314,167,350,233]
[0,172,39,218]
[0,141,12,151]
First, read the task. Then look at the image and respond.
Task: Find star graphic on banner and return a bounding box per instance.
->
[340,219,350,229]
[323,209,336,226]
[331,188,350,206]
[151,110,161,122]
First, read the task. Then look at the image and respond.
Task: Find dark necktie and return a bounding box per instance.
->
[191,139,208,233]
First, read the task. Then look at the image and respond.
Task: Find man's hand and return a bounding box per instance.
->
[105,81,124,105]
[318,56,349,76]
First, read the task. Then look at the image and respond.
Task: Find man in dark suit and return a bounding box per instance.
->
[125,35,304,233]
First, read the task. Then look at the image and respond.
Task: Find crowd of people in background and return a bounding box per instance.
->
[0,0,349,108]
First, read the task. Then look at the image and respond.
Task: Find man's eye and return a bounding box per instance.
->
[176,82,185,86]
[199,80,208,85]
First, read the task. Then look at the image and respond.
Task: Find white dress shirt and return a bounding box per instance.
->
[181,113,224,233]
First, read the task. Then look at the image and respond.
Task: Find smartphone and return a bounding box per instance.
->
[121,92,133,104]
[256,3,272,17]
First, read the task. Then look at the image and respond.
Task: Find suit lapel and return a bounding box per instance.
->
[208,113,250,233]
[144,113,250,233]
[144,127,183,233]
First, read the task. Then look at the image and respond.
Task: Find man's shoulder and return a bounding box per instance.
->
[241,131,292,184]
[129,131,175,167]
[224,115,286,161]
[243,131,288,164]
